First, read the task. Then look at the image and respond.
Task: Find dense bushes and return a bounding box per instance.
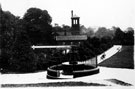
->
[112,27,134,45]
[0,9,19,70]
[0,7,54,73]
[9,32,38,72]
[77,36,113,60]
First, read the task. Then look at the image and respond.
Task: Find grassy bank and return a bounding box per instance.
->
[99,46,134,69]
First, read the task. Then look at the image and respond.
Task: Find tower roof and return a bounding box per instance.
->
[71,10,79,18]
[71,15,80,19]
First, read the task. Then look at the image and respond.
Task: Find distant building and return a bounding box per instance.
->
[55,10,87,45]
[56,35,87,45]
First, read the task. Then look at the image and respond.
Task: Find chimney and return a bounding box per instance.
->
[0,3,2,10]
[71,10,73,17]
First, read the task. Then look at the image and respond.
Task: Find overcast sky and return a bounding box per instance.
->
[1,0,135,30]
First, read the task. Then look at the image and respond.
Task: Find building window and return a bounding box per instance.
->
[76,20,78,24]
[74,20,76,24]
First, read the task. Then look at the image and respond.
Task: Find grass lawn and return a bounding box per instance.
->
[106,79,132,86]
[99,46,134,69]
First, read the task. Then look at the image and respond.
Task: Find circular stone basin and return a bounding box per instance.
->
[47,62,99,79]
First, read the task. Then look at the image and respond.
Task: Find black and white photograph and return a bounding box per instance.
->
[0,0,135,89]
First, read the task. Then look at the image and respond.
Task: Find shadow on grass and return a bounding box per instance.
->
[2,81,107,88]
[2,79,132,88]
[106,79,132,86]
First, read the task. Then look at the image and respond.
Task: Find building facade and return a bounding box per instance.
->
[56,11,87,45]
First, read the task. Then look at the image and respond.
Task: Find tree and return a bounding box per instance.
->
[100,36,113,51]
[86,27,95,37]
[113,27,124,45]
[80,25,87,34]
[95,27,114,39]
[62,24,71,35]
[0,9,19,69]
[10,31,38,72]
[123,27,134,45]
[23,7,53,45]
[0,7,39,72]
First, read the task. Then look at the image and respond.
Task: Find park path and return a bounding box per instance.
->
[1,67,135,86]
[97,45,122,64]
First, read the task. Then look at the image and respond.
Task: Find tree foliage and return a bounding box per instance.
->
[0,9,19,69]
[0,7,55,72]
[113,27,125,45]
[95,27,114,39]
[123,27,134,45]
[23,7,53,45]
[10,31,38,72]
[80,25,95,37]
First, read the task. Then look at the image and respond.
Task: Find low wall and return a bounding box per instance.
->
[47,66,60,78]
[47,63,99,79]
[74,67,99,78]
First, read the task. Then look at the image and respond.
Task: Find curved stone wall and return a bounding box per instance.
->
[74,67,99,78]
[47,62,99,79]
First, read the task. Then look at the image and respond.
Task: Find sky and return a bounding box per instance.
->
[0,0,135,30]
